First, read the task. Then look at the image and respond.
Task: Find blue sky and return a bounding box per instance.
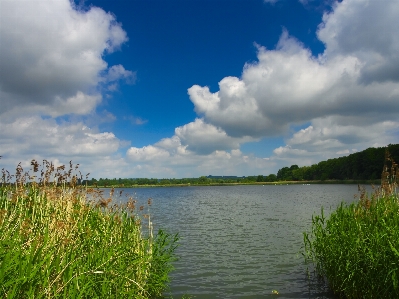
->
[89,0,324,148]
[1,0,398,179]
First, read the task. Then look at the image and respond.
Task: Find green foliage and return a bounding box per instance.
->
[277,165,299,181]
[304,154,399,298]
[84,144,399,185]
[278,144,399,182]
[304,193,399,298]
[198,176,209,184]
[266,174,277,182]
[242,176,257,183]
[256,175,264,182]
[0,160,178,298]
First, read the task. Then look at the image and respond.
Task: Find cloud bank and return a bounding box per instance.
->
[0,0,133,175]
[0,0,134,118]
[127,0,399,176]
[1,0,398,178]
[189,26,399,139]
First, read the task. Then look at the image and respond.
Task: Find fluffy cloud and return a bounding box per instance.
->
[318,0,399,84]
[126,1,391,177]
[2,0,399,179]
[126,118,256,163]
[270,115,399,168]
[126,138,274,177]
[175,118,255,155]
[129,0,399,176]
[125,119,272,177]
[0,117,120,157]
[105,65,136,83]
[188,26,399,139]
[0,0,134,178]
[0,0,132,117]
[0,115,124,178]
[287,117,398,149]
[127,145,171,162]
[189,77,273,138]
[184,0,399,170]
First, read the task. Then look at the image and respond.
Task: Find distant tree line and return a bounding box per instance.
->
[84,144,398,186]
[270,144,399,182]
[84,176,263,187]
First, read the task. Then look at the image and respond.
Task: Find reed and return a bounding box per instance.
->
[0,159,178,298]
[304,151,399,298]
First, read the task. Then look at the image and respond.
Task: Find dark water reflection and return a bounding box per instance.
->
[115,184,367,298]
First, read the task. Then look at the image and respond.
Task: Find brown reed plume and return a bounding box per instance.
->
[0,159,178,298]
[355,150,398,213]
[381,149,398,197]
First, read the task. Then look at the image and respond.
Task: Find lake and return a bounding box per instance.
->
[113,184,365,298]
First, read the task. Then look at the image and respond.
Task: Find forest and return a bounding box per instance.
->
[85,144,399,186]
[274,143,399,182]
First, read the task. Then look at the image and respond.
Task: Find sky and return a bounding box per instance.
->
[0,0,398,179]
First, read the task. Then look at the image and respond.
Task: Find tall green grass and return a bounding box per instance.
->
[304,152,399,298]
[0,160,178,298]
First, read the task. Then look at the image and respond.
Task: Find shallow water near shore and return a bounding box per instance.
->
[115,184,366,298]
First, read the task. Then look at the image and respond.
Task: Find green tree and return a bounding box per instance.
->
[198,176,209,184]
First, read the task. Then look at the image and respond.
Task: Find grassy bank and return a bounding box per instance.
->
[0,160,178,298]
[304,153,399,298]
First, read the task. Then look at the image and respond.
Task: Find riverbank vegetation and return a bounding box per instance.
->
[0,160,178,298]
[84,144,398,187]
[304,151,399,298]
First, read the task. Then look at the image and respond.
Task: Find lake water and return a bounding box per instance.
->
[113,184,365,298]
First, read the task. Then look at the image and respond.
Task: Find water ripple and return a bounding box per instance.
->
[120,184,361,298]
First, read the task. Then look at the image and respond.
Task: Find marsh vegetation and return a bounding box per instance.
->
[0,160,178,298]
[304,152,399,298]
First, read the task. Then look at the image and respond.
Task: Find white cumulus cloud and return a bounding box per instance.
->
[131,0,399,176]
[103,0,398,177]
[2,0,399,179]
[175,118,255,155]
[0,0,134,179]
[183,0,399,171]
[0,0,131,117]
[188,27,399,139]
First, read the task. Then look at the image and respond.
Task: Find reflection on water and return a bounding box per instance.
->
[115,184,362,298]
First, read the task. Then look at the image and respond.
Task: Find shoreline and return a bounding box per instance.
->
[93,179,381,188]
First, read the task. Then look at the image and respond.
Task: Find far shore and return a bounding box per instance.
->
[93,179,381,188]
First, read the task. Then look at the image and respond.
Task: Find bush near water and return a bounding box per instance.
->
[0,160,178,298]
[304,151,399,298]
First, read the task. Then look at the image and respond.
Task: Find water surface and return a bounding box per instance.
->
[117,184,363,298]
